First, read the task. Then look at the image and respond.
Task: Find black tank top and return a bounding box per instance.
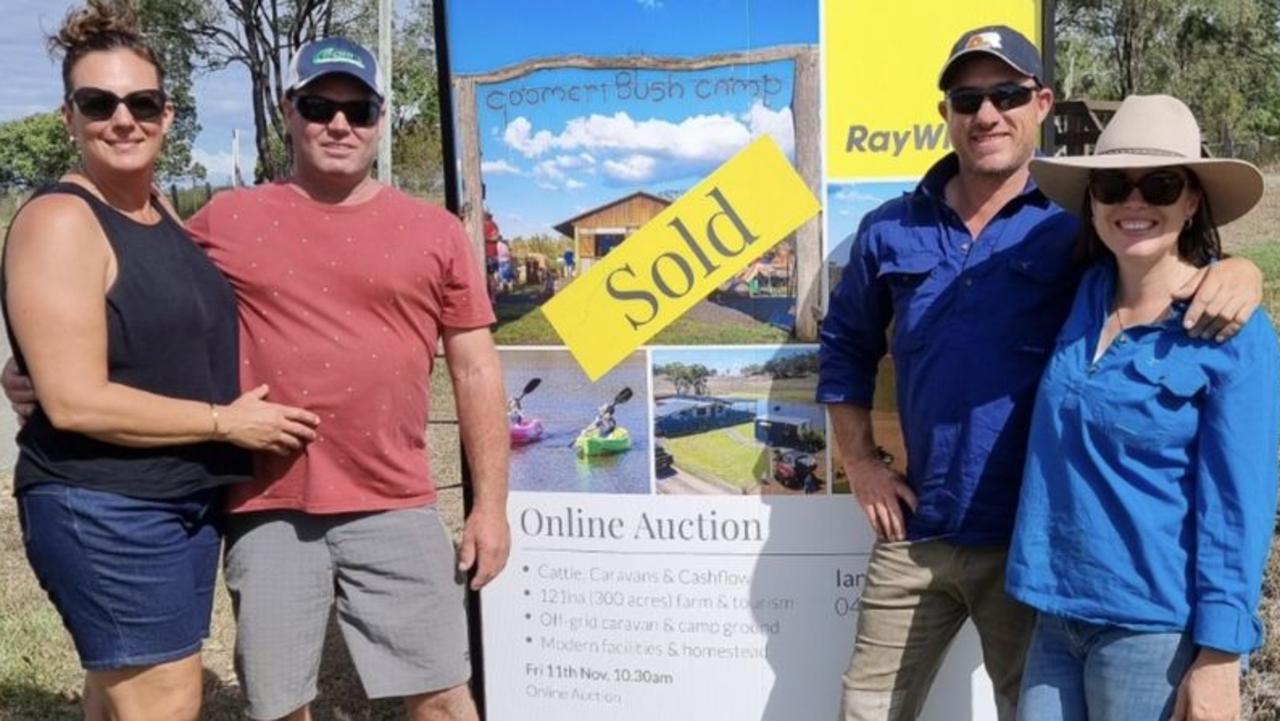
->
[2,183,250,498]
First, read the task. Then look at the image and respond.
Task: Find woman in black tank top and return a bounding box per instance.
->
[2,4,318,718]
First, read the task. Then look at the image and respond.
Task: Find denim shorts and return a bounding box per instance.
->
[17,482,225,671]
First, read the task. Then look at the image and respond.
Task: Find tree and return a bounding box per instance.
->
[0,112,77,190]
[382,0,444,197]
[1055,0,1280,156]
[137,0,207,180]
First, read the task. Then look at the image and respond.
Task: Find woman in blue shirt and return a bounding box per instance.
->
[1008,94,1279,721]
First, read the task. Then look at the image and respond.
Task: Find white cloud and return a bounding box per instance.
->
[481,159,521,175]
[500,102,794,185]
[833,186,891,204]
[565,178,586,189]
[637,0,663,7]
[603,154,658,183]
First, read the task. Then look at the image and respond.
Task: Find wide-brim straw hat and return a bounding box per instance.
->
[1030,94,1264,225]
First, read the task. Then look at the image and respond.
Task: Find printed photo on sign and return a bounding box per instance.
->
[501,348,651,494]
[443,0,821,346]
[651,346,827,496]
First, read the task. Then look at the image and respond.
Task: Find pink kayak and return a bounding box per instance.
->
[510,418,545,446]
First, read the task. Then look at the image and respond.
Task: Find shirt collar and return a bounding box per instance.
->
[915,151,1052,209]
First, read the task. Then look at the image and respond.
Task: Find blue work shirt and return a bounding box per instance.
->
[1007,262,1279,655]
[817,154,1081,545]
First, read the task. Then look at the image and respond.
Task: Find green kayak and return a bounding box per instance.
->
[574,426,632,456]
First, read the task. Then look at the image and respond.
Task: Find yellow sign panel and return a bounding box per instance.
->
[825,0,1043,178]
[542,136,820,381]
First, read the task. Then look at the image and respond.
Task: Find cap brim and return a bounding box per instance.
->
[1029,155,1264,226]
[938,48,1036,88]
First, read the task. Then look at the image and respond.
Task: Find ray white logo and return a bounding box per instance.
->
[844,123,950,156]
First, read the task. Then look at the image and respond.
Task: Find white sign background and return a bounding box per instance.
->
[482,494,996,720]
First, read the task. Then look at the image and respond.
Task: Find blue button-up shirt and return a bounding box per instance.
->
[817,154,1081,545]
[1007,262,1279,654]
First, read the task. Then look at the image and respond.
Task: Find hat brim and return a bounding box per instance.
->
[1029,154,1264,226]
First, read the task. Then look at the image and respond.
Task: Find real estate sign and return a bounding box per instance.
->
[436,2,1048,719]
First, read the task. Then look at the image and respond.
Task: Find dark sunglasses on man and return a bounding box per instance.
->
[290,95,383,128]
[66,87,167,122]
[1088,170,1189,206]
[946,82,1039,115]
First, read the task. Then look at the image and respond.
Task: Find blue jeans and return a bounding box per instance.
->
[18,482,225,670]
[1017,613,1196,721]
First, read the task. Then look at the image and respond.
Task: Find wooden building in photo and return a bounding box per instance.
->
[554,192,671,274]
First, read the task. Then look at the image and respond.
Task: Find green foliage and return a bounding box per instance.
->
[512,233,572,259]
[656,363,716,395]
[136,0,206,181]
[761,351,818,379]
[387,0,445,198]
[1055,0,1280,159]
[0,113,76,190]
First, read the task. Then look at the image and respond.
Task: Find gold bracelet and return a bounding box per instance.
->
[209,403,222,439]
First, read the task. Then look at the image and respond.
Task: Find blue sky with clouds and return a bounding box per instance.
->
[444,0,817,238]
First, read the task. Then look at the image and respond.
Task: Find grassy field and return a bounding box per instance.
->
[492,302,790,346]
[665,421,769,491]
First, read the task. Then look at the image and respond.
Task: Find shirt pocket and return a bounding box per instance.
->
[1103,358,1208,450]
[877,251,941,354]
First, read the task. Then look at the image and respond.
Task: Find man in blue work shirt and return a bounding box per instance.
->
[817,26,1264,721]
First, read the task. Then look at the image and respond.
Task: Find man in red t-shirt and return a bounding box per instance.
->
[194,38,507,721]
[0,38,507,721]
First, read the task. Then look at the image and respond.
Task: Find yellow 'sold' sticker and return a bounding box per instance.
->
[542,136,820,380]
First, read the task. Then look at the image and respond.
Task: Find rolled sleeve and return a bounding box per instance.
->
[817,222,891,407]
[1191,318,1280,654]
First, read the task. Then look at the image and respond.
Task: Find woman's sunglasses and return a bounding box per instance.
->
[66,87,167,122]
[1088,170,1188,206]
[946,83,1038,115]
[291,95,382,128]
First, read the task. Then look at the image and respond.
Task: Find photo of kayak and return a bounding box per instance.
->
[500,349,650,494]
[574,425,632,456]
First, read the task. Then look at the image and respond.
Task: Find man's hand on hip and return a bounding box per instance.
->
[846,456,917,542]
[458,504,511,591]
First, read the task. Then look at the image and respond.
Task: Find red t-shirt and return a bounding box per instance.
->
[186,182,495,514]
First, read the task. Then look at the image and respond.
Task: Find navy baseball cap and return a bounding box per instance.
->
[938,25,1043,90]
[285,37,385,99]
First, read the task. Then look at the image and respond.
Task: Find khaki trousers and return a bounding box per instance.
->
[840,539,1035,721]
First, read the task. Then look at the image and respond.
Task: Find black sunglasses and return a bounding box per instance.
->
[1088,170,1188,206]
[66,87,167,122]
[946,83,1038,114]
[291,95,382,128]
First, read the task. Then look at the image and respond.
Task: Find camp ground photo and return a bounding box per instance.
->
[650,346,827,496]
[500,348,651,494]
[441,0,822,346]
